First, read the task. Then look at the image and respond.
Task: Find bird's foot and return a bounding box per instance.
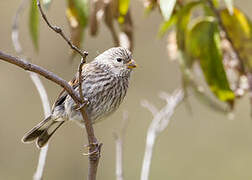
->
[75,97,89,110]
[83,142,103,160]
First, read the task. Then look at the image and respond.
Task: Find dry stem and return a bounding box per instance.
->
[30,72,51,180]
[12,0,28,53]
[140,90,184,180]
[113,111,129,180]
[36,1,101,179]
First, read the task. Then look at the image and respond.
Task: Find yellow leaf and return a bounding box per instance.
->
[220,8,252,71]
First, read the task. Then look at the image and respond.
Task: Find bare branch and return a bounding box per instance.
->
[141,89,184,180]
[114,111,129,180]
[78,57,87,103]
[12,2,52,178]
[35,0,101,178]
[30,72,51,116]
[115,137,123,180]
[33,144,49,180]
[0,51,81,103]
[78,56,101,180]
[0,50,100,180]
[30,72,51,180]
[140,100,158,117]
[12,0,28,53]
[36,0,88,58]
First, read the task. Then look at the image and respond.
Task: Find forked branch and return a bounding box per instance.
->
[141,89,184,180]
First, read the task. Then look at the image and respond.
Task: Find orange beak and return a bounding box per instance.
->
[127,59,137,69]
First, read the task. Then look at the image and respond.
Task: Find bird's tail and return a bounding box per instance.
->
[22,115,64,148]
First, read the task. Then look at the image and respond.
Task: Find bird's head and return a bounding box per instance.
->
[95,47,137,76]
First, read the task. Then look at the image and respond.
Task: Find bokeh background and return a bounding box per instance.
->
[1,0,252,179]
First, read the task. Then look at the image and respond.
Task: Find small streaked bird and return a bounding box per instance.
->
[22,47,137,148]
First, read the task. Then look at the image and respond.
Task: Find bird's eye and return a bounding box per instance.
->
[116,58,123,62]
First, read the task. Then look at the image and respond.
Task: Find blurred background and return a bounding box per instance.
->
[1,0,252,179]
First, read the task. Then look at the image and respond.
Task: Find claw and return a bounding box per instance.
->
[75,98,89,110]
[83,143,103,158]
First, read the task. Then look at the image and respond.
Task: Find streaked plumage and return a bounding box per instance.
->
[22,47,136,148]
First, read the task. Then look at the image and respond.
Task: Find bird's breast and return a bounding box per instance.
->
[84,75,129,122]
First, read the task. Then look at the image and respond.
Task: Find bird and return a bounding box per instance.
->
[22,47,137,148]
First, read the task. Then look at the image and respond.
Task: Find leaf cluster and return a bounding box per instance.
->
[148,0,252,114]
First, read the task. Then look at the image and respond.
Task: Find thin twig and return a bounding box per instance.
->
[77,55,101,180]
[12,0,28,53]
[75,50,100,180]
[30,72,51,180]
[36,0,88,58]
[140,89,184,180]
[35,1,101,179]
[78,57,88,103]
[113,111,129,180]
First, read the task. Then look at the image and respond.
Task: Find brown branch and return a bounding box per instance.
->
[78,57,87,103]
[78,55,102,180]
[0,50,101,180]
[36,0,88,58]
[0,51,81,103]
[34,1,101,179]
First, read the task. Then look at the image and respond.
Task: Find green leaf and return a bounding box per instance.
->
[159,0,177,21]
[158,14,177,38]
[175,1,202,67]
[178,51,231,113]
[220,8,252,72]
[223,0,233,15]
[187,18,235,102]
[118,0,130,23]
[29,0,39,51]
[176,1,202,50]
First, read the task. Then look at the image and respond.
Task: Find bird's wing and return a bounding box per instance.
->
[52,64,90,109]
